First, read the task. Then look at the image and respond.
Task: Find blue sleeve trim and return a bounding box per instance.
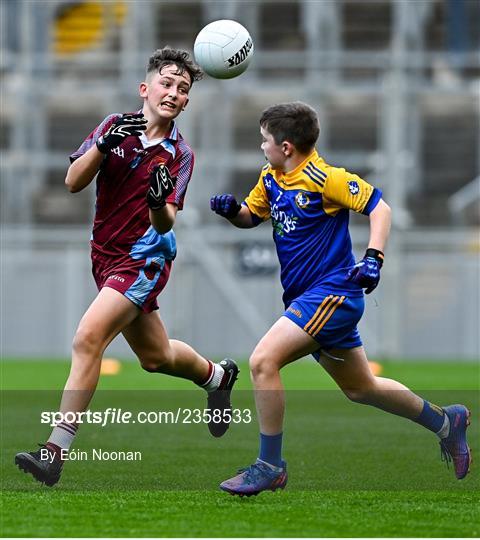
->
[362,188,382,215]
[241,201,263,226]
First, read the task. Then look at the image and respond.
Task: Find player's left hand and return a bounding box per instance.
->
[147,164,176,210]
[347,249,384,294]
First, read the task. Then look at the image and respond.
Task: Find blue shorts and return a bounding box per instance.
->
[283,288,364,359]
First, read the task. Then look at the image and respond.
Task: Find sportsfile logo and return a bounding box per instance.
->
[40,408,252,426]
[271,203,298,236]
[227,38,253,67]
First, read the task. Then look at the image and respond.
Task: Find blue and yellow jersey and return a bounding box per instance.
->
[244,149,382,305]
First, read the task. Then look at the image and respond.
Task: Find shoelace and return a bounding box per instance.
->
[236,463,276,485]
[33,443,47,458]
[439,440,452,469]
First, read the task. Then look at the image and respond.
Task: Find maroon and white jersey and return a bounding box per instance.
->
[70,113,194,261]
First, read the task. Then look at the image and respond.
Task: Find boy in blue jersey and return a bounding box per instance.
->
[211,102,471,496]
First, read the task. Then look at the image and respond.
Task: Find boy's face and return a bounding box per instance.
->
[140,64,191,121]
[260,126,287,171]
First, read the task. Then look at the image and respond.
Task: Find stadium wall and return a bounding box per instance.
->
[1,226,478,361]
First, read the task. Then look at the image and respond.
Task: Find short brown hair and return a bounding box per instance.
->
[146,47,203,86]
[260,102,320,154]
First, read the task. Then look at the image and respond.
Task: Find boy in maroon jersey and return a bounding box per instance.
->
[15,48,238,486]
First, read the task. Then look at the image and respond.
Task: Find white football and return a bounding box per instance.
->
[193,20,254,79]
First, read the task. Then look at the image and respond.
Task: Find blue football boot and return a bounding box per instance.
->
[439,405,471,480]
[220,459,287,496]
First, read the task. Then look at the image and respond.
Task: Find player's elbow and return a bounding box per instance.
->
[65,173,75,192]
[65,180,80,193]
[65,171,83,193]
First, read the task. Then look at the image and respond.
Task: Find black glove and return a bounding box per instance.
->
[96,113,147,154]
[147,164,177,210]
[210,194,242,219]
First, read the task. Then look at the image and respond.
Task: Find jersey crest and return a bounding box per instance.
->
[147,155,168,174]
[348,180,360,195]
[295,191,310,209]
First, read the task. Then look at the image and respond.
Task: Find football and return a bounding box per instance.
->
[193,19,254,79]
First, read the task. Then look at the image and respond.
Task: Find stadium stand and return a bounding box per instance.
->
[1,0,478,359]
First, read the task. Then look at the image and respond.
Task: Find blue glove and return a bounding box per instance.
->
[210,194,242,219]
[347,249,384,294]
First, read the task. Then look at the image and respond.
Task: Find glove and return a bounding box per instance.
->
[96,113,147,154]
[210,194,242,219]
[147,164,177,210]
[346,248,384,294]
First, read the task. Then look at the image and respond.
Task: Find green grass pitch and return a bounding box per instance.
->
[1,358,479,537]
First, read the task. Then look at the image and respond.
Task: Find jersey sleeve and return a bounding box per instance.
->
[165,140,194,210]
[69,113,121,163]
[244,171,271,222]
[322,166,382,216]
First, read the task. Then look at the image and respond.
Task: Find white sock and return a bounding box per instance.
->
[48,421,78,450]
[436,414,450,439]
[201,361,225,392]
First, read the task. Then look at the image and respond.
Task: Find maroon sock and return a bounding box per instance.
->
[45,442,64,461]
[199,360,214,386]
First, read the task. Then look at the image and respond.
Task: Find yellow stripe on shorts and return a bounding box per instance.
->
[304,295,346,337]
[303,295,334,334]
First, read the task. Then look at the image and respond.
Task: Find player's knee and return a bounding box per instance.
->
[72,326,104,358]
[139,351,174,373]
[249,349,275,379]
[343,386,375,404]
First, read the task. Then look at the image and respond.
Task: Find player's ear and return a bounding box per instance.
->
[182,97,189,111]
[139,82,148,98]
[282,141,294,157]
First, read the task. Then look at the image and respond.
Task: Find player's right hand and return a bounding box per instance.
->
[210,194,242,219]
[96,113,147,154]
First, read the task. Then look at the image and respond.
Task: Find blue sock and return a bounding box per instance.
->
[258,432,283,467]
[414,400,445,433]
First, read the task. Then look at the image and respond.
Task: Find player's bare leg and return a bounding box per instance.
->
[123,311,239,436]
[220,316,317,496]
[317,346,424,417]
[122,311,210,381]
[318,346,471,479]
[62,287,141,403]
[15,287,142,485]
[249,316,319,434]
